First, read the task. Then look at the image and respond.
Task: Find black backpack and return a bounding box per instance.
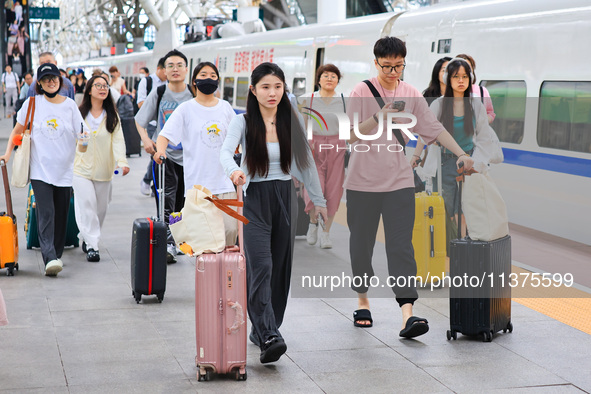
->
[117,94,135,119]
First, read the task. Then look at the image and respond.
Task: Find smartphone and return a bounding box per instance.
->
[317,214,326,231]
[392,101,406,111]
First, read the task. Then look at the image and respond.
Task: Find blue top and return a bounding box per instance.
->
[453,115,474,152]
[220,114,326,207]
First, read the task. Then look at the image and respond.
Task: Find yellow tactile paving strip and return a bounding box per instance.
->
[332,202,591,335]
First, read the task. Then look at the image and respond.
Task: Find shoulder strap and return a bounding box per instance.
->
[156,84,166,112]
[146,76,153,94]
[479,85,484,104]
[23,97,35,135]
[341,93,346,112]
[362,80,406,154]
[310,92,314,109]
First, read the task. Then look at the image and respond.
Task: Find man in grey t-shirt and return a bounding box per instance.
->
[135,49,194,264]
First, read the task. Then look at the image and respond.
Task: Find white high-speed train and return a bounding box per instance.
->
[71,0,591,245]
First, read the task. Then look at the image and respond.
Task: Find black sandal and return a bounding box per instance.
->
[353,309,373,328]
[399,316,429,338]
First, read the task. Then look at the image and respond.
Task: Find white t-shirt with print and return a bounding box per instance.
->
[17,96,86,187]
[160,98,236,195]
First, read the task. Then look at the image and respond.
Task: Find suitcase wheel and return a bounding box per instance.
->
[198,369,213,382]
[234,369,247,381]
[446,330,457,340]
[133,291,142,304]
[503,322,513,334]
[6,267,14,276]
[157,293,164,303]
[482,331,493,342]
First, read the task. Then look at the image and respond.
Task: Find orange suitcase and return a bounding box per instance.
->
[0,159,19,276]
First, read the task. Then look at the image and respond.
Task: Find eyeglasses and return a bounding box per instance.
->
[165,63,186,70]
[40,75,59,83]
[93,83,109,90]
[451,75,469,81]
[320,74,338,80]
[375,59,406,74]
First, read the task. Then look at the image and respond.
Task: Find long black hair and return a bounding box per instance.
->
[245,62,310,178]
[440,58,474,137]
[78,75,120,134]
[423,56,451,103]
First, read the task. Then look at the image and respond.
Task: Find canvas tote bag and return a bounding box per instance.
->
[169,185,248,256]
[11,97,35,188]
[461,172,509,241]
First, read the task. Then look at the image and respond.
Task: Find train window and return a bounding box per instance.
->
[437,39,451,54]
[292,78,306,97]
[235,77,249,107]
[480,80,526,144]
[538,81,591,153]
[223,77,235,105]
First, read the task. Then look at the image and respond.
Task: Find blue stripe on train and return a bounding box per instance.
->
[407,139,591,178]
[231,113,590,178]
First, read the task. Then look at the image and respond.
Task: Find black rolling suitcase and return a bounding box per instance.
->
[131,158,167,303]
[447,167,513,342]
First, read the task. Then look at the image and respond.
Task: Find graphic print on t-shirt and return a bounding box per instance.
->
[39,116,66,140]
[200,120,224,149]
[159,100,183,150]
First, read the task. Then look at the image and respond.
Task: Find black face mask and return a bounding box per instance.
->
[40,86,59,98]
[195,78,218,95]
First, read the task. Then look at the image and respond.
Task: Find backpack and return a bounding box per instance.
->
[117,94,135,119]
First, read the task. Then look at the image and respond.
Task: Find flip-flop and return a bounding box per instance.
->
[353,309,373,328]
[399,316,429,338]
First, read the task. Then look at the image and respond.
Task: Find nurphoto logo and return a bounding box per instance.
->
[304,110,418,153]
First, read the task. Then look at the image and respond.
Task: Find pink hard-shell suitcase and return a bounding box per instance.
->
[195,186,248,381]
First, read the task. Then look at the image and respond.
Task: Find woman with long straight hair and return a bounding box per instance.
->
[73,74,129,262]
[154,61,238,245]
[220,62,327,364]
[429,57,502,236]
[0,63,87,276]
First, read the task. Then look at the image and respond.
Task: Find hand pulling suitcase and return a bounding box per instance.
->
[0,160,19,276]
[131,158,167,303]
[195,185,249,382]
[447,166,513,342]
[24,184,80,249]
[413,154,446,285]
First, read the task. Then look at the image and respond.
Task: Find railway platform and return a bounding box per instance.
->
[1,116,590,393]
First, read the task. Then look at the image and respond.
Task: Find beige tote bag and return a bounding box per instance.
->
[169,185,248,257]
[462,172,509,242]
[11,97,35,188]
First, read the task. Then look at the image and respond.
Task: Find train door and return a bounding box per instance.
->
[314,47,325,89]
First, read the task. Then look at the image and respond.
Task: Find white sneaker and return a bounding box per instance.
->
[45,259,63,276]
[306,223,318,245]
[140,180,151,196]
[319,231,332,249]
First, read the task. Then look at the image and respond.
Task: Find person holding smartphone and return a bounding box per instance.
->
[345,37,474,337]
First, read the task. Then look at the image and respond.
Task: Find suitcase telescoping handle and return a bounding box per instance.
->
[456,163,465,239]
[237,184,244,255]
[0,160,14,219]
[153,156,165,223]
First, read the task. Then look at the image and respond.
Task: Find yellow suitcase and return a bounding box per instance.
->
[412,191,446,284]
[0,160,19,276]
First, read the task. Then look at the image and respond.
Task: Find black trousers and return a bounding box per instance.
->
[31,180,71,265]
[347,187,418,306]
[152,158,185,244]
[243,180,297,345]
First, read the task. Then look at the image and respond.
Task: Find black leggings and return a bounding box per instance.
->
[347,187,418,307]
